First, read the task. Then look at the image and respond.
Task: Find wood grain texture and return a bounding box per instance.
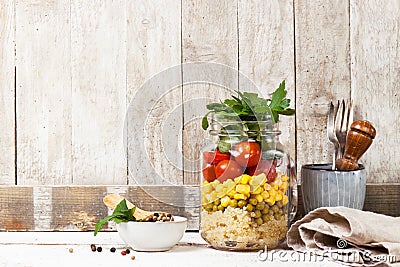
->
[0,186,33,231]
[295,0,351,182]
[182,0,238,185]
[16,0,72,185]
[296,183,400,218]
[71,1,127,184]
[126,0,182,185]
[238,0,296,160]
[0,185,200,231]
[350,0,400,183]
[0,0,15,185]
[0,184,397,231]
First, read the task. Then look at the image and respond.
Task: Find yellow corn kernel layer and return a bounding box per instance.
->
[201,173,291,207]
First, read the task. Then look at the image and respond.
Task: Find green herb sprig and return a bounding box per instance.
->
[94,199,136,236]
[202,80,295,130]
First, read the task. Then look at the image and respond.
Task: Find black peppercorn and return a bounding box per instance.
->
[110,247,116,253]
[97,246,102,252]
[90,244,97,252]
[125,249,130,254]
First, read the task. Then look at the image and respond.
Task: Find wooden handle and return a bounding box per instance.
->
[336,120,376,170]
[103,194,154,220]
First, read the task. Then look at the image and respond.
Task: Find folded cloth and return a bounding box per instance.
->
[287,207,400,267]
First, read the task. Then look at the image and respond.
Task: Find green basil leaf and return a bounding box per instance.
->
[94,215,117,236]
[206,103,227,111]
[94,199,137,236]
[278,108,295,115]
[202,113,209,130]
[223,99,240,108]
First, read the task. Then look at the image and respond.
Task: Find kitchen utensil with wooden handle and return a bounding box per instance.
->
[336,120,376,170]
[327,101,340,170]
[103,194,155,221]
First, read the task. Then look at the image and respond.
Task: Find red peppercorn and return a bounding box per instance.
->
[121,250,126,256]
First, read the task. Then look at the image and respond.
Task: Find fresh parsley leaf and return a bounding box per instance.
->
[202,111,211,130]
[201,80,294,129]
[94,199,136,236]
[269,80,286,110]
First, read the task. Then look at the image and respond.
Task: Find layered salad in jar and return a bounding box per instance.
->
[200,81,295,250]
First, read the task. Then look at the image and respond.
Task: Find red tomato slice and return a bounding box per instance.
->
[203,149,230,164]
[202,163,216,182]
[246,159,277,183]
[215,159,243,183]
[233,141,261,167]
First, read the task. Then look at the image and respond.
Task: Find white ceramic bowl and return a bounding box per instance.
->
[116,216,187,251]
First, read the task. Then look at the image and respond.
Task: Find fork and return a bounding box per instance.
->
[334,99,353,159]
[327,101,340,170]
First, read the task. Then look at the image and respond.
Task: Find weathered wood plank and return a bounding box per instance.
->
[296,183,400,218]
[71,1,127,184]
[0,0,15,185]
[0,187,33,231]
[0,184,397,232]
[0,185,200,231]
[238,0,296,159]
[16,0,72,185]
[126,0,182,185]
[295,0,351,182]
[350,0,400,183]
[182,0,238,185]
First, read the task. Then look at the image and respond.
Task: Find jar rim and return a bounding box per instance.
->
[207,111,282,137]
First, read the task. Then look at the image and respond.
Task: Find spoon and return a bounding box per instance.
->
[103,193,156,221]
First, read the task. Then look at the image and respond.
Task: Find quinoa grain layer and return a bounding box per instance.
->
[201,206,287,250]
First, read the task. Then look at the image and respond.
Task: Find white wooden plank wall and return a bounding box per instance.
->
[0,0,399,185]
[238,0,295,159]
[0,0,15,185]
[126,0,182,185]
[16,0,72,185]
[350,0,400,183]
[294,0,351,182]
[71,1,126,185]
[182,0,238,185]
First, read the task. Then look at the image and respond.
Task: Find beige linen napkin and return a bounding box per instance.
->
[287,207,400,267]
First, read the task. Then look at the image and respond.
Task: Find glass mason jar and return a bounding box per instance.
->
[200,113,297,250]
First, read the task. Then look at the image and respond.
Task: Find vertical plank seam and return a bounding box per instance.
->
[181,0,185,184]
[348,0,353,102]
[69,0,73,184]
[292,0,298,183]
[236,0,239,91]
[14,0,17,185]
[125,0,129,185]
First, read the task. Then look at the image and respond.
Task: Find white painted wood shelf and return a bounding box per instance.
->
[0,232,343,267]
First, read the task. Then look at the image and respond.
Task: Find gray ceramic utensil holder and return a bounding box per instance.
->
[301,164,366,213]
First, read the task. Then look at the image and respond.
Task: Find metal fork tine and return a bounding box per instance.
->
[341,99,348,133]
[327,100,339,170]
[334,100,343,134]
[347,99,354,131]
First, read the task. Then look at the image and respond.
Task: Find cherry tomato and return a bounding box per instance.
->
[202,163,216,182]
[203,149,231,164]
[246,159,277,183]
[215,160,243,182]
[233,142,261,167]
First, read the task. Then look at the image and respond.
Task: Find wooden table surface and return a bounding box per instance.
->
[0,232,344,267]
